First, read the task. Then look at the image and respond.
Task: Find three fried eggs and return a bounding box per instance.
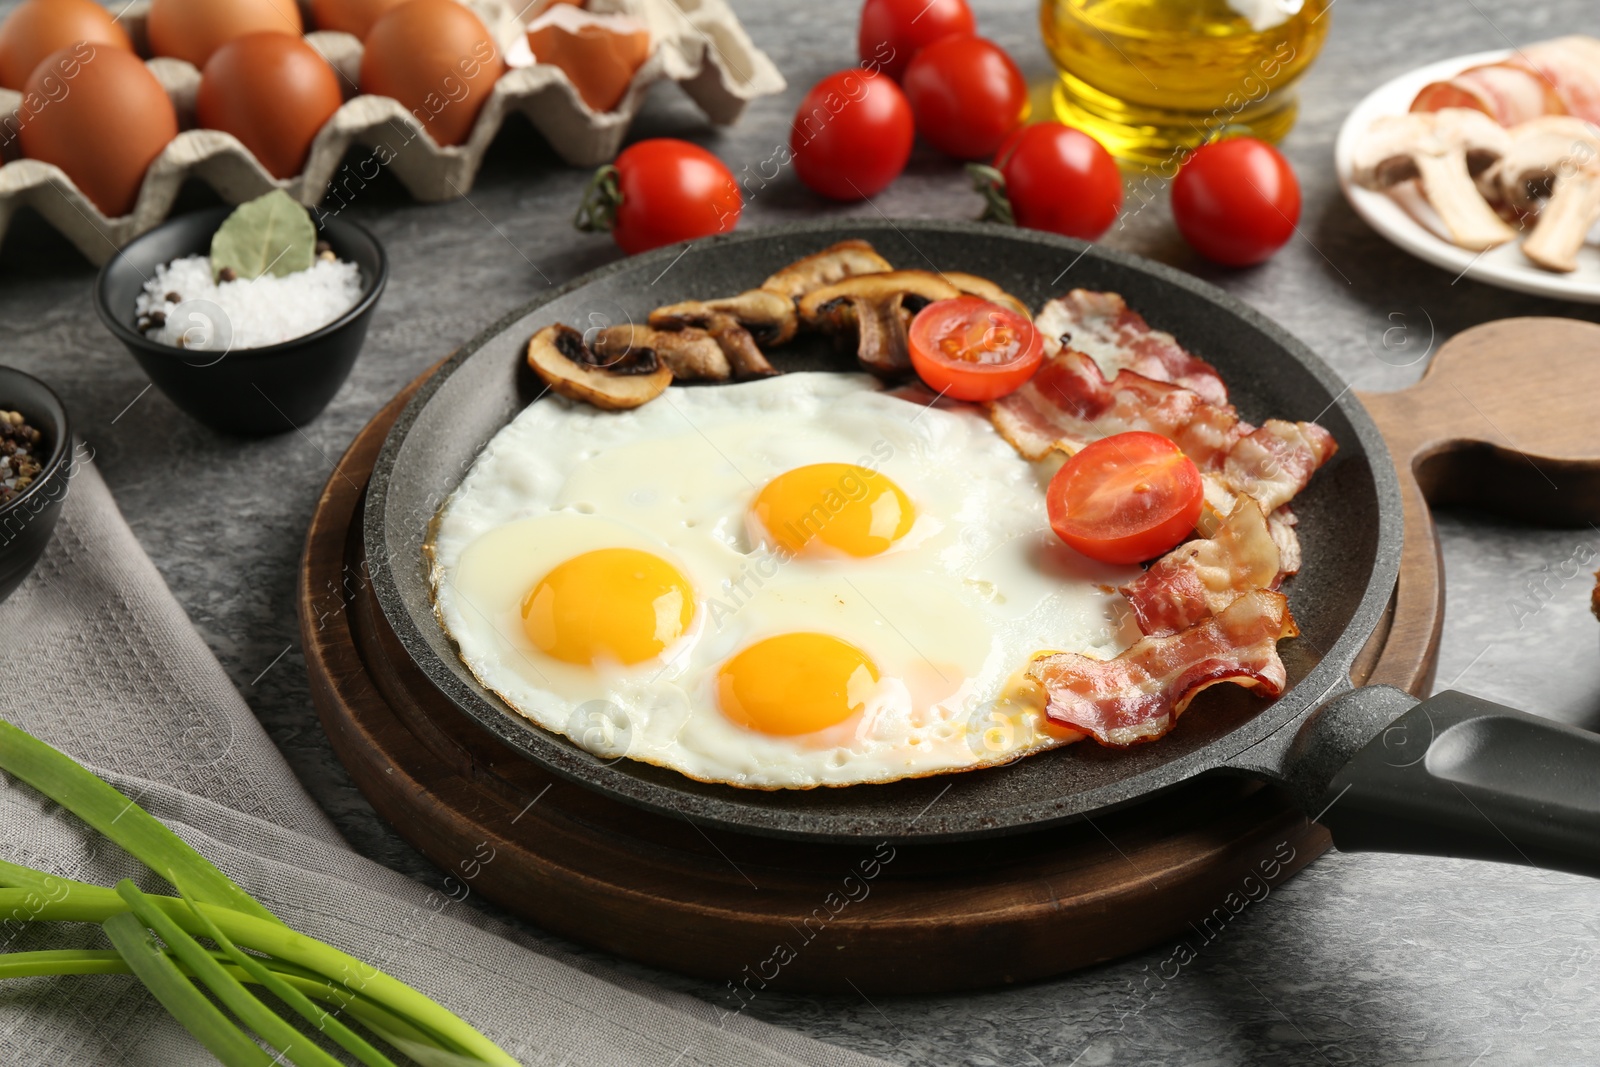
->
[429,373,1141,788]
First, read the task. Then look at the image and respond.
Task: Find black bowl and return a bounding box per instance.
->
[0,366,72,605]
[94,208,387,436]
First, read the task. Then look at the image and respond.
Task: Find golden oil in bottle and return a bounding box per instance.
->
[1040,0,1331,169]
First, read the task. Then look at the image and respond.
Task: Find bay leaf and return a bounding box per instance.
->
[210,190,316,282]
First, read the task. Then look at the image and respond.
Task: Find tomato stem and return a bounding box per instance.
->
[573,163,622,234]
[966,163,1015,227]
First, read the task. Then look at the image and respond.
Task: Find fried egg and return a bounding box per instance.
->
[429,373,1142,788]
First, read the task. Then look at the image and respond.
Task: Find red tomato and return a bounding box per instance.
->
[902,36,1027,160]
[985,122,1122,240]
[1046,432,1203,564]
[790,69,914,201]
[584,139,742,255]
[857,0,974,81]
[1170,137,1300,266]
[908,297,1044,402]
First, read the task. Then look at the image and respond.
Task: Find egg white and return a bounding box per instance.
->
[429,373,1141,788]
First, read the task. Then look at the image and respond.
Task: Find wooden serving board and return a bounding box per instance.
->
[298,317,1600,994]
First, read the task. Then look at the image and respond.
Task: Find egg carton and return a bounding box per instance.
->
[0,0,783,264]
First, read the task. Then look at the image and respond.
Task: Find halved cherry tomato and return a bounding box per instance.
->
[1046,432,1203,564]
[907,296,1044,401]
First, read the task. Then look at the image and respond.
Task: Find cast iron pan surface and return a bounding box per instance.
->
[367,220,1403,844]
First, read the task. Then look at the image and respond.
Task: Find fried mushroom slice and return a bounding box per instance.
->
[643,242,894,382]
[649,289,792,379]
[798,270,964,377]
[760,239,894,304]
[593,323,731,381]
[941,271,1030,318]
[527,324,671,410]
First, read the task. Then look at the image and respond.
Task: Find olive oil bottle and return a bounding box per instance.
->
[1040,0,1331,168]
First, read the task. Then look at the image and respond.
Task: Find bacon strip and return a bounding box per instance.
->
[1269,506,1302,577]
[1029,590,1296,746]
[1412,65,1560,126]
[990,346,1334,517]
[1221,419,1338,514]
[1411,37,1600,126]
[988,346,1243,463]
[1121,499,1280,637]
[1034,291,1230,406]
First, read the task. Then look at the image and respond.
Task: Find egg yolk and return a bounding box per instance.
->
[521,548,694,666]
[717,633,880,735]
[751,463,914,558]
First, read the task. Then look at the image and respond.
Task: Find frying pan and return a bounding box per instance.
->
[367,220,1600,875]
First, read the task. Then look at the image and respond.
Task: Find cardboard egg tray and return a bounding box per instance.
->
[0,0,783,264]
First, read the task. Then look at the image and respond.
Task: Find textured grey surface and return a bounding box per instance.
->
[2,0,1599,1064]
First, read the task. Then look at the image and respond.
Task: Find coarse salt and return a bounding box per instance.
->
[135,255,363,351]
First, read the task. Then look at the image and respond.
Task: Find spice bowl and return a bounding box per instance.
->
[0,366,73,606]
[94,208,388,437]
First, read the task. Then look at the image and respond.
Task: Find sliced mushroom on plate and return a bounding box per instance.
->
[941,271,1031,318]
[1353,108,1516,250]
[799,270,964,377]
[649,290,792,379]
[526,323,674,410]
[1496,116,1600,273]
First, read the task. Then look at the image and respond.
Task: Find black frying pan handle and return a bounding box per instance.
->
[1312,690,1600,877]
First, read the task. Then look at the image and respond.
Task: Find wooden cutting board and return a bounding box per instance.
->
[298,317,1600,994]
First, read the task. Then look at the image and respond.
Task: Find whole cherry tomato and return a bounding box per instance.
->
[979,122,1122,240]
[790,68,914,201]
[902,35,1027,160]
[1170,136,1300,266]
[908,296,1044,401]
[856,0,974,81]
[1046,432,1203,564]
[576,139,741,255]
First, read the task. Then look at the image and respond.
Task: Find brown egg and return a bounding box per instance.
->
[310,0,408,39]
[360,0,505,148]
[147,0,303,68]
[18,43,178,217]
[198,33,342,179]
[0,0,133,91]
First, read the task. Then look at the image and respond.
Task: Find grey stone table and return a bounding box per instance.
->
[4,0,1600,1063]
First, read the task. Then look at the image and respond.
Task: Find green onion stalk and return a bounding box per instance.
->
[0,721,519,1066]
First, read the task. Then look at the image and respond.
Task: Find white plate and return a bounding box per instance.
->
[1334,48,1600,303]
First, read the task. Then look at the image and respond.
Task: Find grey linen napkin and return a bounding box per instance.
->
[0,457,891,1067]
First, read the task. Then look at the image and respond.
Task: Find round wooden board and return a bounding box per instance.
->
[299,348,1467,994]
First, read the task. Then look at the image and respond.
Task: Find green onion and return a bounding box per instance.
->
[0,883,507,1059]
[0,722,275,923]
[102,911,278,1067]
[175,883,401,1067]
[0,720,522,1066]
[0,947,448,1053]
[118,879,346,1067]
[0,947,134,978]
